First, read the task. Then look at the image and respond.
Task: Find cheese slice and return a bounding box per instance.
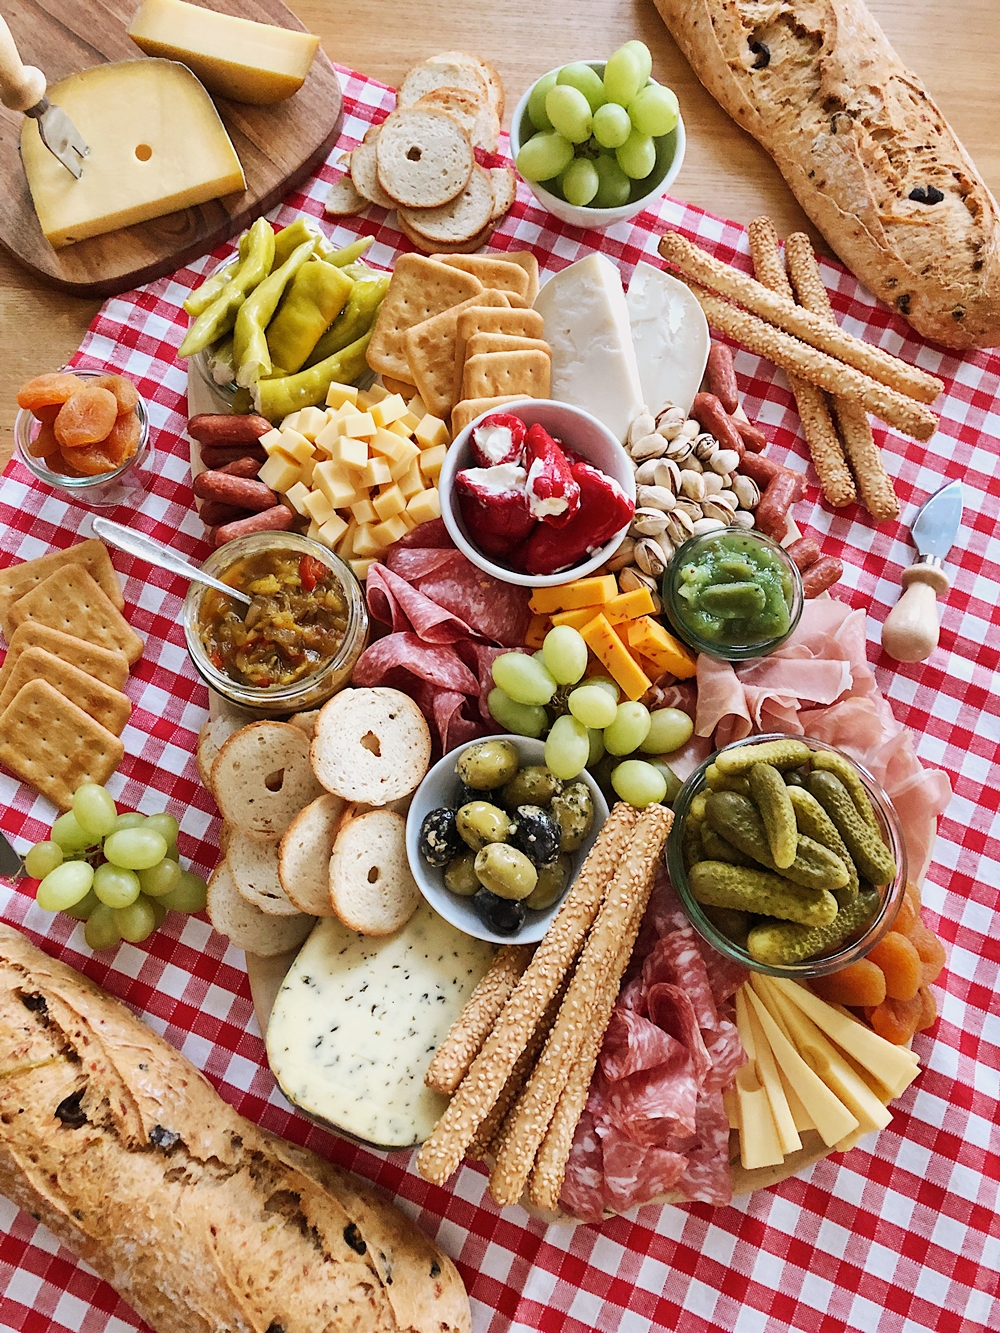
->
[626,261,710,417]
[266,904,495,1149]
[738,986,801,1157]
[532,253,644,442]
[20,60,245,248]
[129,0,320,104]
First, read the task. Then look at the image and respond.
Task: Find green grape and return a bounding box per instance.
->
[492,652,558,705]
[138,858,182,898]
[640,707,694,754]
[616,128,656,180]
[149,896,169,929]
[592,101,632,149]
[164,844,181,862]
[50,811,99,853]
[94,862,141,909]
[24,841,63,879]
[144,813,179,847]
[114,896,157,944]
[587,727,606,767]
[487,687,548,739]
[71,783,118,840]
[544,714,591,781]
[516,130,575,183]
[36,861,94,912]
[604,701,652,755]
[542,626,589,685]
[103,828,168,871]
[84,903,121,951]
[545,85,593,144]
[628,83,679,138]
[593,153,631,207]
[568,684,618,730]
[620,40,653,86]
[527,70,558,130]
[62,889,99,922]
[644,759,683,806]
[603,45,644,107]
[562,157,600,207]
[112,812,146,833]
[588,676,621,703]
[157,870,209,914]
[557,62,606,113]
[612,759,668,808]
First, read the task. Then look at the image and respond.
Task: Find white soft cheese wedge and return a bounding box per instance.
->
[626,261,710,417]
[266,904,494,1148]
[532,253,644,442]
[20,60,245,249]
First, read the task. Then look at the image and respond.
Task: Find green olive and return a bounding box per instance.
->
[500,764,562,809]
[523,855,572,911]
[444,851,480,897]
[550,782,596,852]
[474,843,538,901]
[456,739,521,790]
[456,801,513,852]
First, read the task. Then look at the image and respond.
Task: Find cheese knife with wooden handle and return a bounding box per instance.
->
[881,480,963,663]
[0,12,88,177]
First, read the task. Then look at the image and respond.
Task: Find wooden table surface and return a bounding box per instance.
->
[1,0,998,465]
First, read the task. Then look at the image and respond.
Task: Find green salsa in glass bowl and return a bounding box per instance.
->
[662,527,803,662]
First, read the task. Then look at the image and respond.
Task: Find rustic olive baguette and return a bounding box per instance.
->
[654,0,1000,349]
[0,924,469,1333]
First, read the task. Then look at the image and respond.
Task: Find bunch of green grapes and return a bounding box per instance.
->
[488,625,694,808]
[516,41,680,208]
[25,783,208,951]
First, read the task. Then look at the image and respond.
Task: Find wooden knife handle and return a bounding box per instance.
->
[0,14,45,112]
[881,563,950,663]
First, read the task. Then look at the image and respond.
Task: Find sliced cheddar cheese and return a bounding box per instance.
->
[580,613,651,701]
[530,575,618,617]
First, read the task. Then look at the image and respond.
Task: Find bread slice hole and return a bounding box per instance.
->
[264,768,285,792]
[406,146,422,161]
[360,731,381,756]
[367,866,380,884]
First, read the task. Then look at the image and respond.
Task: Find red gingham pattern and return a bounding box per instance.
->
[1,65,998,1333]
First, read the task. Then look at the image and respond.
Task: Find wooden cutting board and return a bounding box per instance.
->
[0,0,343,297]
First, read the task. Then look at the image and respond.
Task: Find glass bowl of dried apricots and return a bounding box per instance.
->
[15,367,152,506]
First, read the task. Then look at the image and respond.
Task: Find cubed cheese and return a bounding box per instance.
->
[350,497,378,525]
[580,613,651,701]
[373,485,406,522]
[259,427,286,455]
[370,427,411,463]
[279,411,302,433]
[337,519,358,559]
[275,428,314,464]
[361,457,393,488]
[371,394,409,428]
[317,514,349,549]
[418,443,447,480]
[341,411,377,440]
[406,488,440,525]
[397,460,425,499]
[324,381,360,409]
[407,395,428,419]
[302,488,336,524]
[530,575,618,616]
[258,451,300,493]
[386,419,412,438]
[362,383,390,406]
[352,523,381,558]
[299,456,316,487]
[350,557,376,580]
[284,481,312,516]
[398,410,421,433]
[312,461,358,509]
[330,435,369,471]
[371,514,409,547]
[414,414,450,449]
[294,406,329,442]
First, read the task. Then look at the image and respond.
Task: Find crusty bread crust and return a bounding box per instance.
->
[654,0,1000,348]
[0,923,470,1333]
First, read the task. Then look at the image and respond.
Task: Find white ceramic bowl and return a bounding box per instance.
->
[439,398,636,588]
[510,61,686,229]
[406,735,609,945]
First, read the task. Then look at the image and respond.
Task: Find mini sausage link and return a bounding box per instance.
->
[784,536,822,571]
[193,470,278,511]
[731,415,767,453]
[200,443,268,470]
[802,556,844,598]
[211,505,295,547]
[706,343,739,414]
[755,470,806,541]
[738,451,786,486]
[187,413,272,446]
[199,500,253,527]
[691,392,745,458]
[216,455,265,478]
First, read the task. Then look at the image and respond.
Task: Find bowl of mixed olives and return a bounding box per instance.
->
[406,735,608,944]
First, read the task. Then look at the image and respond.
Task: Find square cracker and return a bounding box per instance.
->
[8,565,144,665]
[462,350,551,401]
[0,647,131,736]
[451,396,524,435]
[465,333,552,360]
[502,252,541,303]
[0,623,129,693]
[366,255,483,382]
[0,678,124,810]
[0,539,122,639]
[436,255,530,302]
[403,289,509,420]
[454,306,545,401]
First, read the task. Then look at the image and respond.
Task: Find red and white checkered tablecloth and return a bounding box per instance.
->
[1,64,998,1333]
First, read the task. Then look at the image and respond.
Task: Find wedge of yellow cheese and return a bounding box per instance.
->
[21,61,245,249]
[128,0,320,104]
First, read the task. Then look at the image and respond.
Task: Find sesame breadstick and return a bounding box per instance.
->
[487,804,673,1208]
[415,803,638,1186]
[747,218,856,508]
[784,233,901,522]
[677,278,938,443]
[425,945,535,1096]
[658,231,943,406]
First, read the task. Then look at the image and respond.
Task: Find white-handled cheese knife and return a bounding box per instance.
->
[881,479,962,663]
[0,13,88,178]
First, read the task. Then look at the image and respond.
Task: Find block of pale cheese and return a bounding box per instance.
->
[626,260,710,416]
[266,903,495,1148]
[128,0,320,105]
[20,59,245,249]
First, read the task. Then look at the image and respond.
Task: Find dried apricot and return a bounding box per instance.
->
[908,920,947,985]
[915,985,937,1032]
[16,372,80,413]
[27,421,61,460]
[92,372,139,415]
[103,410,141,466]
[33,403,63,424]
[811,958,887,1008]
[905,880,922,910]
[891,891,918,937]
[870,993,922,1045]
[54,386,118,447]
[51,447,88,477]
[69,441,118,476]
[866,931,922,1001]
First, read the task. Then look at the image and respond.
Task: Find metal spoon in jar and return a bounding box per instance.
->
[90,516,253,608]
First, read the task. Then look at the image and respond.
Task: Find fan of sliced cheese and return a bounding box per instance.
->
[726,975,921,1170]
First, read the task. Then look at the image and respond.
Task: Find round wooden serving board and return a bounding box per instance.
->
[0,0,343,297]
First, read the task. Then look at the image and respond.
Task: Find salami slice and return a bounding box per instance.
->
[603,1057,700,1146]
[672,1090,733,1206]
[642,929,720,1032]
[599,1129,687,1213]
[352,633,480,696]
[599,1008,684,1082]
[414,556,532,648]
[366,562,476,643]
[559,1109,607,1224]
[384,546,459,582]
[702,1014,747,1091]
[390,517,450,549]
[432,688,489,752]
[646,983,713,1088]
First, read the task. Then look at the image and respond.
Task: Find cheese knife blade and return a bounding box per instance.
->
[882,480,963,663]
[0,829,24,880]
[0,15,88,179]
[911,478,963,560]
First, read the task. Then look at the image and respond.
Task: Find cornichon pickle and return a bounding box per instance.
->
[714,738,812,776]
[682,814,704,871]
[704,792,849,890]
[807,771,897,886]
[748,763,797,868]
[698,581,767,618]
[702,904,752,946]
[704,763,751,796]
[700,824,754,866]
[787,785,859,906]
[746,889,880,966]
[688,861,839,926]
[811,751,880,829]
[689,791,709,822]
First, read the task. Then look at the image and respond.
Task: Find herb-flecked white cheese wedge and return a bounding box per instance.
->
[266,904,495,1148]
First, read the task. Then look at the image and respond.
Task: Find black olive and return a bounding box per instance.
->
[472,886,527,936]
[418,808,464,868]
[509,805,560,866]
[748,39,770,69]
[909,185,944,205]
[454,780,479,808]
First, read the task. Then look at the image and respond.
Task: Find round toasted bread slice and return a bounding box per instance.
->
[329,809,420,935]
[398,59,488,109]
[399,166,495,247]
[376,108,474,209]
[397,211,495,255]
[488,165,517,220]
[197,706,254,792]
[427,52,504,119]
[416,87,500,153]
[212,721,324,842]
[310,687,431,805]
[350,141,395,210]
[287,708,321,739]
[228,833,301,916]
[278,793,346,917]
[325,172,366,216]
[207,860,314,956]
